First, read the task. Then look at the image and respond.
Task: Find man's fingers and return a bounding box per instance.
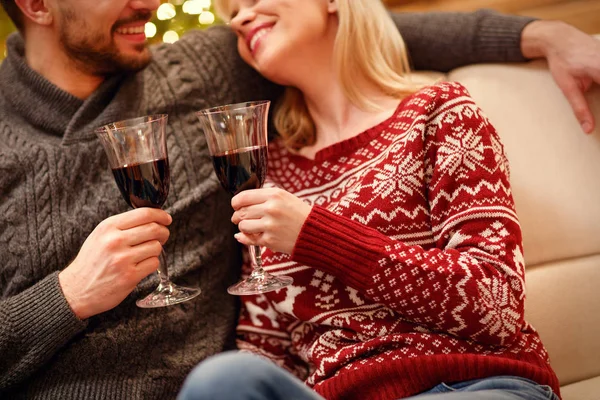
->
[134,257,161,280]
[561,78,594,134]
[111,208,172,230]
[582,113,596,135]
[125,223,170,246]
[130,240,163,263]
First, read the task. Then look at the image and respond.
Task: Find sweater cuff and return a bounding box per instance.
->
[292,206,399,292]
[476,11,537,63]
[7,272,88,353]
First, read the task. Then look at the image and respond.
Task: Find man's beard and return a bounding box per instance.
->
[59,8,153,76]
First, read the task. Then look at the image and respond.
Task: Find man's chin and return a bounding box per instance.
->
[87,55,150,76]
[62,33,152,75]
[128,51,152,70]
[113,48,152,73]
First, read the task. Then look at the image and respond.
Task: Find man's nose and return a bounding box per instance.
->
[129,0,161,12]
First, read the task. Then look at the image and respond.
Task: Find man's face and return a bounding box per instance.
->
[52,0,160,76]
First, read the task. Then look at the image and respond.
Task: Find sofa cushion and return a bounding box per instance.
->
[525,254,600,386]
[561,376,600,400]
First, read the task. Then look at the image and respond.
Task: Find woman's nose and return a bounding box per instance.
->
[230,7,257,33]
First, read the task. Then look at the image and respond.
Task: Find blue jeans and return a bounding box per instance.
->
[178,351,559,400]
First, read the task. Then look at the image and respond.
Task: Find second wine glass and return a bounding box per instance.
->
[196,101,293,295]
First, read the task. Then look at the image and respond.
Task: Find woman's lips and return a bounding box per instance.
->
[246,23,275,56]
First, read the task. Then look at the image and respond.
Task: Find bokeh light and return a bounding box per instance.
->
[199,11,216,25]
[157,3,177,20]
[163,30,180,44]
[183,0,205,15]
[145,22,158,38]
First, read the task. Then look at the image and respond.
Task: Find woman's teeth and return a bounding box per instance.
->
[250,28,271,52]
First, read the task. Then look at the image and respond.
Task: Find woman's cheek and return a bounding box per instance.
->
[237,41,254,66]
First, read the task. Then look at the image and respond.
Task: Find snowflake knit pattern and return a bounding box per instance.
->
[236,82,559,400]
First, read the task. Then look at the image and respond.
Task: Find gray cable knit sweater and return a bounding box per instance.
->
[0,12,533,400]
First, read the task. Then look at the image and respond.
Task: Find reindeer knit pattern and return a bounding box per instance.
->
[236,83,559,400]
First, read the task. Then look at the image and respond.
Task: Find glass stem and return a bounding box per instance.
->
[249,245,266,278]
[157,250,172,290]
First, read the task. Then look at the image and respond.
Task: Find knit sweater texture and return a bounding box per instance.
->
[236,83,559,400]
[0,11,534,399]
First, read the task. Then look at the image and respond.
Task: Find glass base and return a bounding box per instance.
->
[136,282,201,308]
[227,273,293,296]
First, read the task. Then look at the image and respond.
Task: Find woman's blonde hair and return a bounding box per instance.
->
[215,0,421,150]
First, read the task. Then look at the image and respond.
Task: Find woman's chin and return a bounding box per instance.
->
[254,61,292,86]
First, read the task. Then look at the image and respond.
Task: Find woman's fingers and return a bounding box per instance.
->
[231,205,266,224]
[234,232,262,247]
[231,188,278,210]
[237,218,265,235]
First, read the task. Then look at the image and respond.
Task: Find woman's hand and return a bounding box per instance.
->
[231,188,312,254]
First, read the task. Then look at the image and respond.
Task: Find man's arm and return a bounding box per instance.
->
[0,208,171,390]
[0,273,88,390]
[521,20,600,134]
[393,10,600,134]
[392,9,533,72]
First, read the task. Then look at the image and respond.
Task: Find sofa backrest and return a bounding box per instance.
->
[451,61,600,386]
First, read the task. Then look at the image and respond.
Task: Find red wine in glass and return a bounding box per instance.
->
[211,146,267,195]
[112,158,170,209]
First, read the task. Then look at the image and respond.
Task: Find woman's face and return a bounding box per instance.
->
[228,0,337,85]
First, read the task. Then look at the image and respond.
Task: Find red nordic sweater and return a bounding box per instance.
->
[236,82,559,400]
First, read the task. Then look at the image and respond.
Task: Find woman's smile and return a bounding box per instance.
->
[246,23,275,56]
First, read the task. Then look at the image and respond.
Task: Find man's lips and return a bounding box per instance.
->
[246,23,275,55]
[113,11,152,38]
[114,22,148,43]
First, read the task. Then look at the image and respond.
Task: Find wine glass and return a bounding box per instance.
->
[95,114,201,308]
[196,101,293,295]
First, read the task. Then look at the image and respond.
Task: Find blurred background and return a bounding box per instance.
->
[1,0,599,62]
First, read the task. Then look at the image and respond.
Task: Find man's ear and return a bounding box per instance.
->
[327,0,338,14]
[14,0,53,26]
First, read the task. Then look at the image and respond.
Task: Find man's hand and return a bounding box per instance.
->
[522,20,600,134]
[59,208,172,320]
[231,188,312,255]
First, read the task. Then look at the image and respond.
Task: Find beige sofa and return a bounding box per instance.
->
[423,42,600,399]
